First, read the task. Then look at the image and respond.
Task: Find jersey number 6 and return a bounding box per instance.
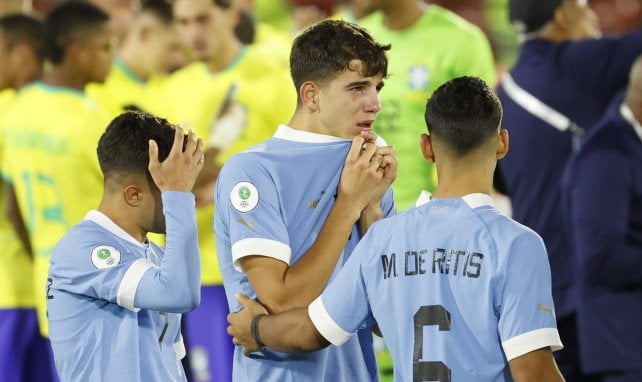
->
[413,305,452,382]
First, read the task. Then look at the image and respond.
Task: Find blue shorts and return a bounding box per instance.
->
[0,309,58,382]
[183,285,234,382]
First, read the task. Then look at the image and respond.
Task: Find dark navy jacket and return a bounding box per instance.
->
[497,30,642,318]
[562,92,642,373]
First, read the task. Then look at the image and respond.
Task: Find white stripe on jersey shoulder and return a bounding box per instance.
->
[84,210,144,247]
[415,192,495,209]
[117,258,155,312]
[502,327,563,361]
[461,193,495,209]
[415,190,432,207]
[231,238,292,272]
[174,338,187,360]
[274,124,350,143]
[308,296,353,346]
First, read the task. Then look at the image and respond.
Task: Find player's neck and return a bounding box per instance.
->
[120,47,149,81]
[98,201,147,243]
[45,66,88,91]
[381,0,425,31]
[432,163,494,199]
[207,39,242,73]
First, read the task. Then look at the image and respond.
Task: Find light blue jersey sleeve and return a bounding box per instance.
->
[50,192,200,314]
[51,233,150,311]
[307,234,374,345]
[498,230,563,360]
[215,155,292,269]
[134,192,201,313]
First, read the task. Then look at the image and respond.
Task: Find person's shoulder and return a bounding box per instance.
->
[218,140,272,175]
[236,45,290,79]
[163,61,211,90]
[474,206,544,243]
[52,219,124,266]
[423,4,486,37]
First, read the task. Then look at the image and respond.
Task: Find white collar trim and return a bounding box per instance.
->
[274,124,350,143]
[620,103,642,144]
[415,191,495,209]
[84,210,144,247]
[273,124,388,147]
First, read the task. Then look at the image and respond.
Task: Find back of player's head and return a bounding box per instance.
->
[139,0,174,25]
[425,76,502,155]
[290,19,390,93]
[0,13,46,62]
[97,111,176,182]
[44,1,110,64]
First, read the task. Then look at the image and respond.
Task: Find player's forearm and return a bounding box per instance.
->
[257,308,329,353]
[135,192,201,312]
[509,348,565,382]
[359,203,383,237]
[4,182,33,257]
[266,198,362,312]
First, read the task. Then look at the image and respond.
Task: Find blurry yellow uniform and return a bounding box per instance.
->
[87,57,146,116]
[0,89,35,309]
[154,45,295,286]
[1,82,110,336]
[87,57,166,117]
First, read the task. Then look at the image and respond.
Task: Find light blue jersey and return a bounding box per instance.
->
[215,124,395,381]
[47,192,200,382]
[309,193,563,382]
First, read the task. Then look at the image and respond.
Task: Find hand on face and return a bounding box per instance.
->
[337,135,396,211]
[227,293,269,356]
[148,126,205,192]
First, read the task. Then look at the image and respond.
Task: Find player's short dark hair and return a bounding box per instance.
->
[290,20,390,95]
[0,13,45,62]
[140,0,174,25]
[97,111,177,181]
[425,76,503,155]
[44,1,109,64]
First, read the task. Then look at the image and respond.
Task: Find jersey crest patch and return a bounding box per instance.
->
[231,181,259,212]
[91,245,122,269]
[408,65,429,91]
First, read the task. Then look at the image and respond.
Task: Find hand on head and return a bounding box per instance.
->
[148,126,205,192]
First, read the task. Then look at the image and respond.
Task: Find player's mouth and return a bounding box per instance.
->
[358,120,374,131]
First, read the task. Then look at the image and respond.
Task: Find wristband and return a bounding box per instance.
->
[251,314,267,348]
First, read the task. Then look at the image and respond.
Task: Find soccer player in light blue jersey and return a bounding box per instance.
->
[47,112,204,381]
[227,76,565,381]
[215,19,397,381]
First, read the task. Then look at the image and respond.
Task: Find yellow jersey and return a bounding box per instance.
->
[154,46,296,285]
[1,82,110,335]
[0,88,36,308]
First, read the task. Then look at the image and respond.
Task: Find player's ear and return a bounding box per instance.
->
[124,184,144,207]
[300,81,320,112]
[496,129,509,159]
[420,133,435,163]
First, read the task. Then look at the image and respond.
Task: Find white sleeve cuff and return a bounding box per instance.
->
[174,338,186,360]
[117,258,155,312]
[308,296,353,346]
[231,238,291,272]
[502,327,564,361]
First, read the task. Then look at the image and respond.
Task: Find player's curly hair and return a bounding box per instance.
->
[97,111,178,182]
[290,19,390,98]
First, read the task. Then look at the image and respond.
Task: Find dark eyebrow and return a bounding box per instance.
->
[345,80,371,88]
